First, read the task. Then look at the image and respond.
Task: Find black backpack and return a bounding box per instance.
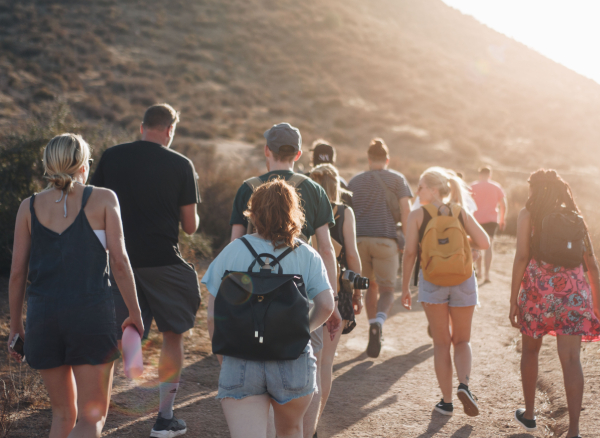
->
[537,211,586,268]
[212,237,310,361]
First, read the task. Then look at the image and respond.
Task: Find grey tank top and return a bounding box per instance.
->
[27,186,111,299]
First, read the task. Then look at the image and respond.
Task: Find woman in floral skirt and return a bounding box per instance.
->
[509,169,600,438]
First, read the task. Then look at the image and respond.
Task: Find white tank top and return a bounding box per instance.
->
[94,230,107,250]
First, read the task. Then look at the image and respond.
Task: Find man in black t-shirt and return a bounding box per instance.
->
[91,103,200,437]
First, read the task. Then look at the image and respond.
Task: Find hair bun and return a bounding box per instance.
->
[46,173,74,191]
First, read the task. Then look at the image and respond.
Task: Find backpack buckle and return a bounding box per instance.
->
[257,296,264,302]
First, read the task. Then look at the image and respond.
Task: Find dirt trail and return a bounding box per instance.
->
[11,238,600,437]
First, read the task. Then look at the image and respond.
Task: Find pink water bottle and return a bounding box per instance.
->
[122,326,144,379]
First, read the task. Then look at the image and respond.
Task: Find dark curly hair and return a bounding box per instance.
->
[526,169,584,259]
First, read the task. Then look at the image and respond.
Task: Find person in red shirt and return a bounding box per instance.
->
[470,166,507,284]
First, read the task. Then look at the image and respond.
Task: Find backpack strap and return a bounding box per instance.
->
[287,173,308,188]
[239,236,296,274]
[414,206,433,286]
[244,177,264,192]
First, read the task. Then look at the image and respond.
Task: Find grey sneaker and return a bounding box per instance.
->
[150,414,187,438]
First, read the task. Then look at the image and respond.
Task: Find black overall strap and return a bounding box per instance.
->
[81,186,94,209]
[29,194,37,213]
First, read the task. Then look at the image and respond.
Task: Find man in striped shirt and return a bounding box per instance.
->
[348,139,413,358]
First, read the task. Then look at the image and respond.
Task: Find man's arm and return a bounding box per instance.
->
[314,224,342,339]
[230,224,246,242]
[399,196,411,230]
[314,224,337,294]
[180,204,199,235]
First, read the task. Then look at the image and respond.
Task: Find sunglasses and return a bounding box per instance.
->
[88,159,94,167]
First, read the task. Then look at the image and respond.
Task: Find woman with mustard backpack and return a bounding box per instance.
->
[401,167,489,417]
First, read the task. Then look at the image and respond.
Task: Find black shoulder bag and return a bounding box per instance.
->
[212,237,310,361]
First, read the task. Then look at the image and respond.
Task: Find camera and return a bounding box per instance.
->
[341,269,369,290]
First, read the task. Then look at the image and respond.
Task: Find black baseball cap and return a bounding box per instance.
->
[263,123,302,152]
[312,143,335,165]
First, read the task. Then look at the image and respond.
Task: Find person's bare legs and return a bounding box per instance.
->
[273,393,313,438]
[448,305,475,385]
[159,331,184,383]
[365,282,379,321]
[484,237,494,281]
[302,350,322,438]
[475,254,482,280]
[318,323,343,419]
[69,362,115,437]
[39,366,77,438]
[221,394,271,438]
[377,285,395,315]
[157,331,184,420]
[423,303,452,402]
[556,335,583,438]
[521,334,543,420]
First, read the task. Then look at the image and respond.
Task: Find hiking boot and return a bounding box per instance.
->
[366,322,382,358]
[150,414,187,437]
[434,399,453,416]
[456,383,479,417]
[514,408,537,431]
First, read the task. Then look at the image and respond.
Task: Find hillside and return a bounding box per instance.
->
[2,0,600,173]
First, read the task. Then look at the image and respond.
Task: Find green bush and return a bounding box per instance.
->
[0,103,124,274]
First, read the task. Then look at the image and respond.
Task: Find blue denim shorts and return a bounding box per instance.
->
[418,272,478,307]
[217,344,317,404]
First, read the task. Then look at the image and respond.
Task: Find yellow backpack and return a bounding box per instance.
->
[419,203,472,286]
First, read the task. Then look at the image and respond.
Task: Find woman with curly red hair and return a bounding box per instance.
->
[202,179,336,438]
[509,169,600,437]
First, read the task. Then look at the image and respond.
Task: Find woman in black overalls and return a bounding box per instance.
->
[8,134,143,438]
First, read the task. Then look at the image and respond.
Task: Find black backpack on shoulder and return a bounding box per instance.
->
[212,237,310,361]
[538,211,586,268]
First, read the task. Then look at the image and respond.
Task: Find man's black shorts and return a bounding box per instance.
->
[480,222,499,238]
[111,262,201,339]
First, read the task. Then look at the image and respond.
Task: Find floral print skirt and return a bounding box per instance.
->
[519,258,600,341]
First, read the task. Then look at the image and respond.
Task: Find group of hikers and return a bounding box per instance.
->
[7,103,600,438]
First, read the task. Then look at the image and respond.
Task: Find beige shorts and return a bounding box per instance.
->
[357,237,399,289]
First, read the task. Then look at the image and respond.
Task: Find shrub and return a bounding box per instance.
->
[0,103,125,274]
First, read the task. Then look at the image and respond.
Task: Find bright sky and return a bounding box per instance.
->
[441,0,600,84]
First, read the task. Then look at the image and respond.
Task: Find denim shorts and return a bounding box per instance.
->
[418,271,478,307]
[217,344,317,404]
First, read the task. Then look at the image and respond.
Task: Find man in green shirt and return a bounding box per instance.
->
[230,122,340,438]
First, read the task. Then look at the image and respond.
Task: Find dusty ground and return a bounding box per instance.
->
[3,236,600,437]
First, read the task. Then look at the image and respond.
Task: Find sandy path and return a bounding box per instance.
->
[14,239,599,437]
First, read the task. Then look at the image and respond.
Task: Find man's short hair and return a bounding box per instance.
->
[367,138,389,161]
[478,166,492,176]
[271,145,298,162]
[142,103,180,130]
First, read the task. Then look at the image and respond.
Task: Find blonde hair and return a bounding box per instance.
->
[309,164,351,204]
[43,133,91,192]
[420,167,469,206]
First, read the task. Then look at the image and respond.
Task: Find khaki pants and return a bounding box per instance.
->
[357,237,399,289]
